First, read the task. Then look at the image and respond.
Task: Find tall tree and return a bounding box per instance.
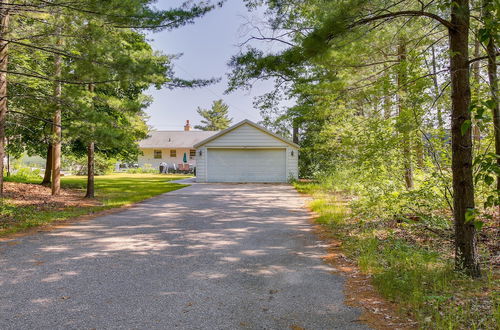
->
[481,0,499,212]
[0,0,222,196]
[194,99,233,131]
[232,0,484,276]
[0,0,9,197]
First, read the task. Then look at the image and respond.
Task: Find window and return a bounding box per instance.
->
[153,150,162,159]
[190,149,196,157]
[170,149,177,157]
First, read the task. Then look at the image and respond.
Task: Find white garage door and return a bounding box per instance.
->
[207,148,286,182]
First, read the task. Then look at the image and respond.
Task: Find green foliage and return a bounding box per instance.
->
[125,164,157,174]
[4,168,42,183]
[62,154,117,176]
[295,181,499,329]
[194,99,233,131]
[4,0,221,184]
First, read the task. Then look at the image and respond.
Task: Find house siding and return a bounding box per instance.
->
[138,148,196,170]
[196,123,299,182]
[286,147,299,180]
[203,124,288,148]
[195,147,207,181]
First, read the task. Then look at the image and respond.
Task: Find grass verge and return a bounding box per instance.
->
[1,174,190,237]
[294,181,499,329]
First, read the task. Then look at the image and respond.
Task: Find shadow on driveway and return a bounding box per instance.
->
[0,184,367,329]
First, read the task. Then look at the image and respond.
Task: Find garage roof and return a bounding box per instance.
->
[139,131,218,149]
[194,119,300,148]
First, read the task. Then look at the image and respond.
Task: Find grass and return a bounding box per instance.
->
[294,181,500,329]
[0,173,190,237]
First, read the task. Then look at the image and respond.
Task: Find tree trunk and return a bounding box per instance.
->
[415,132,424,168]
[0,0,9,197]
[41,142,52,186]
[397,39,414,190]
[51,27,62,196]
[85,142,95,199]
[292,121,299,144]
[483,0,499,215]
[449,0,480,277]
[85,83,95,199]
[472,37,482,148]
[431,46,444,129]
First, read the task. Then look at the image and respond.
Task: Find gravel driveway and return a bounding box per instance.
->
[0,183,367,329]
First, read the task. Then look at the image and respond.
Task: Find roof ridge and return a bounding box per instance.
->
[149,130,219,132]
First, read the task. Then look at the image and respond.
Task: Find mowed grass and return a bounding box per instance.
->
[0,174,190,236]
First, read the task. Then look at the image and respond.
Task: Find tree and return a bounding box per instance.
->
[194,99,233,131]
[0,0,9,197]
[230,0,490,276]
[0,0,222,197]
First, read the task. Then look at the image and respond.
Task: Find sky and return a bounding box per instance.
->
[144,1,281,131]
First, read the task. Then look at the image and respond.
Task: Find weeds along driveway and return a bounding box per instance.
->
[0,183,367,330]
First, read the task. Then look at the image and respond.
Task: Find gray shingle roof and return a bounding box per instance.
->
[139,130,219,149]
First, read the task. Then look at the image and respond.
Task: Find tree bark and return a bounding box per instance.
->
[85,83,95,199]
[397,39,414,190]
[483,0,499,215]
[51,26,62,196]
[85,141,95,198]
[0,0,9,197]
[431,46,444,129]
[472,37,482,147]
[292,120,299,144]
[41,142,52,186]
[449,0,480,276]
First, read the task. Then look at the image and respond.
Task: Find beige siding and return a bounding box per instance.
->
[203,123,288,148]
[286,147,299,180]
[195,147,207,182]
[195,122,299,182]
[138,148,196,169]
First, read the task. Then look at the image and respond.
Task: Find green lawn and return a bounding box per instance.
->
[0,174,190,237]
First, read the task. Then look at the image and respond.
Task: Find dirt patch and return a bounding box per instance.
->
[3,182,100,210]
[306,213,418,329]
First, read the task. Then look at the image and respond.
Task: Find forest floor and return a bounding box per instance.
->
[294,181,499,329]
[0,174,189,237]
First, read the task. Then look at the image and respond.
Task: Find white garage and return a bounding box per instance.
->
[194,120,299,183]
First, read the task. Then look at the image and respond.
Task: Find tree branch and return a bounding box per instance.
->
[351,10,453,30]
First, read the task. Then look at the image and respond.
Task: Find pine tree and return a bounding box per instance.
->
[194,99,233,131]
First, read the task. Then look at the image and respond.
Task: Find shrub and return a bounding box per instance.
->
[64,154,116,176]
[4,167,42,183]
[125,163,157,174]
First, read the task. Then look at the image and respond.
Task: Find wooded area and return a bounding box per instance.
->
[228,0,499,279]
[0,0,219,198]
[0,0,498,328]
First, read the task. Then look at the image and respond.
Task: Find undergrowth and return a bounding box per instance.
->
[294,181,499,329]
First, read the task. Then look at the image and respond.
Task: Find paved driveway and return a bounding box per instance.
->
[0,184,366,329]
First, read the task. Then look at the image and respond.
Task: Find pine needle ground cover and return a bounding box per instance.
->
[294,181,499,329]
[0,174,189,237]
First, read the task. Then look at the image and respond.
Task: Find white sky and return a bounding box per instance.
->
[145,0,285,131]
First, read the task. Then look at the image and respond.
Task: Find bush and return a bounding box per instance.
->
[64,154,116,176]
[126,167,157,174]
[4,167,42,183]
[125,163,157,174]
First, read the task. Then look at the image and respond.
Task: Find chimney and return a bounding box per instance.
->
[184,120,191,131]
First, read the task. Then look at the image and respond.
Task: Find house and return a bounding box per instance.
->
[138,120,218,170]
[194,119,299,183]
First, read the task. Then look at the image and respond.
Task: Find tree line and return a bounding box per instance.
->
[228,0,499,277]
[0,0,221,197]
